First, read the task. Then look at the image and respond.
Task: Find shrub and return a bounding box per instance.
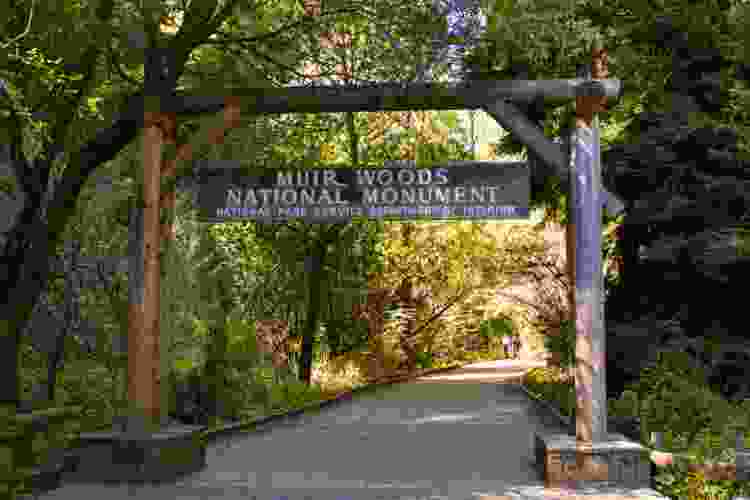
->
[543,319,575,371]
[623,351,738,446]
[415,350,434,369]
[479,316,515,340]
[457,349,497,363]
[522,367,575,417]
[313,350,367,388]
[608,389,640,419]
[523,367,565,385]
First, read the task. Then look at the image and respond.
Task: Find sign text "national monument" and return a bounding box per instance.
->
[196,161,530,223]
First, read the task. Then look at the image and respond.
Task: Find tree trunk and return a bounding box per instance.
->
[397,222,419,371]
[415,289,434,357]
[204,324,228,419]
[398,278,418,371]
[0,202,53,408]
[299,250,324,385]
[47,241,81,402]
[0,289,22,410]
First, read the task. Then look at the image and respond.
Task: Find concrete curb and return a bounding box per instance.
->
[203,362,470,443]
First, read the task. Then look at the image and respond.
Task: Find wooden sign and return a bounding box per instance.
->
[196,161,530,223]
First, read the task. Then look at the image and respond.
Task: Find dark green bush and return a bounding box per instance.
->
[623,351,743,447]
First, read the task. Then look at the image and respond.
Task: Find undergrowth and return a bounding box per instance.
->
[521,352,750,500]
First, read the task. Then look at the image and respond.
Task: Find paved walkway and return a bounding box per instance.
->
[38,360,661,500]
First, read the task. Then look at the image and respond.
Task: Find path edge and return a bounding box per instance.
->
[203,362,470,443]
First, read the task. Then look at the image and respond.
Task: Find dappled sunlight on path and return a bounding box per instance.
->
[414,360,547,385]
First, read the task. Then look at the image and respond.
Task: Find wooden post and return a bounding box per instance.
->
[126,89,241,430]
[130,111,165,429]
[126,43,178,432]
[573,41,610,472]
[565,126,576,382]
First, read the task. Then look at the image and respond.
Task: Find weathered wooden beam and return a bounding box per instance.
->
[482,99,568,180]
[136,78,626,215]
[132,112,164,428]
[574,44,609,451]
[482,99,625,216]
[171,79,623,117]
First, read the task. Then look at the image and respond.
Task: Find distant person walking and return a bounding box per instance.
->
[513,336,521,360]
[502,335,512,358]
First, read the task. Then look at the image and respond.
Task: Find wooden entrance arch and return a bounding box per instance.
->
[136,45,622,468]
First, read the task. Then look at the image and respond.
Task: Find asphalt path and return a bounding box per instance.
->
[40,360,574,500]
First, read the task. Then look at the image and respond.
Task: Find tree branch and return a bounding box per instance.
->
[204,6,370,47]
[42,0,116,189]
[495,289,564,326]
[46,93,142,240]
[409,287,472,338]
[0,0,37,49]
[46,2,274,242]
[43,0,401,261]
[175,0,241,56]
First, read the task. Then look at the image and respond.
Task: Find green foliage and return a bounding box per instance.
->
[225,316,261,370]
[416,138,475,165]
[322,317,370,357]
[523,367,560,385]
[376,221,542,364]
[479,316,515,339]
[466,0,750,184]
[522,367,576,417]
[414,350,434,369]
[652,461,750,500]
[15,7,750,500]
[609,350,750,467]
[457,349,503,364]
[542,319,576,370]
[266,379,326,411]
[625,351,710,432]
[608,389,640,418]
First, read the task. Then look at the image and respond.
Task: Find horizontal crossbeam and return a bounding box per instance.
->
[169,79,623,117]
[143,77,626,215]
